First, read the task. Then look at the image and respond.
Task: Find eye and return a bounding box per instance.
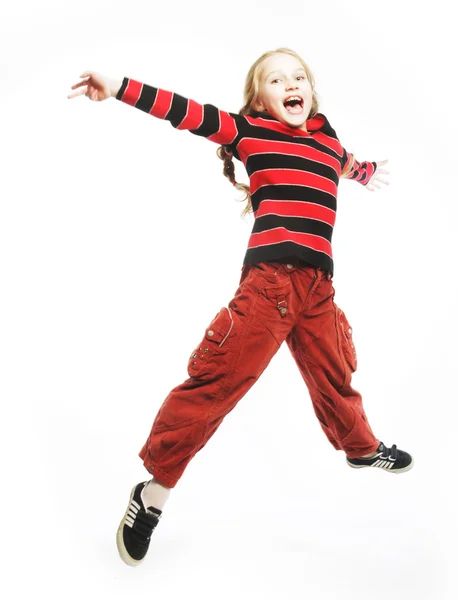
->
[271,78,281,84]
[296,76,305,81]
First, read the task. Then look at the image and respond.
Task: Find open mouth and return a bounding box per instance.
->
[284,96,303,114]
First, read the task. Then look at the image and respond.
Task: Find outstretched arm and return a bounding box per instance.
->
[68,72,243,146]
[341,149,390,192]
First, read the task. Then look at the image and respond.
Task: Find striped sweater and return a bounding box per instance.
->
[116,78,377,275]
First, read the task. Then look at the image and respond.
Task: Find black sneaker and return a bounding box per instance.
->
[346,442,414,473]
[116,481,162,566]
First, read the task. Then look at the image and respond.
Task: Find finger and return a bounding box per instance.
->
[376,169,390,175]
[376,159,389,166]
[80,71,92,78]
[67,87,87,99]
[376,177,390,185]
[366,185,375,192]
[70,78,90,90]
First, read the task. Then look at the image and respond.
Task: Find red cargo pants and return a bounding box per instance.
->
[139,260,379,488]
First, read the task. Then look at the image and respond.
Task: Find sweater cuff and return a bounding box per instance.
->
[362,161,377,186]
[115,77,129,101]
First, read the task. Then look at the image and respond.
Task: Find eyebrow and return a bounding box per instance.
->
[265,68,306,80]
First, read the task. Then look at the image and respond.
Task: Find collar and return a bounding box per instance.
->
[249,111,327,137]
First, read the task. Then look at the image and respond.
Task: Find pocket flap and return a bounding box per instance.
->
[337,307,357,372]
[205,307,234,346]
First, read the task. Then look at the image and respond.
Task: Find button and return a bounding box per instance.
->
[207,330,214,336]
[348,328,352,334]
[286,263,293,269]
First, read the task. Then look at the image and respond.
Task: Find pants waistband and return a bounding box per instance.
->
[275,258,333,280]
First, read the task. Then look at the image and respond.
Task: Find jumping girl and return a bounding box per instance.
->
[68,47,413,567]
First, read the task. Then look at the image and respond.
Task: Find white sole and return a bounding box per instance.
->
[347,457,415,474]
[116,484,145,567]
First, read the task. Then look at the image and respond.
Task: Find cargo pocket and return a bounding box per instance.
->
[187,307,235,379]
[337,307,357,372]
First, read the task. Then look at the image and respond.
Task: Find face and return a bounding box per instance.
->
[254,53,313,130]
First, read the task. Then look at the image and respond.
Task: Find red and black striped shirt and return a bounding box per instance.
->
[116,78,377,275]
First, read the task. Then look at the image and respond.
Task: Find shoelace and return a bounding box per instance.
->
[380,443,398,461]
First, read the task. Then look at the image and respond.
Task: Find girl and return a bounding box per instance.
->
[68,48,413,567]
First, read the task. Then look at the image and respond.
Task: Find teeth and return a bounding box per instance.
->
[285,96,302,102]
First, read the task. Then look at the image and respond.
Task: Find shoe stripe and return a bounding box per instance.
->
[125,516,135,528]
[132,500,141,510]
[129,503,139,514]
[127,509,137,520]
[374,459,390,469]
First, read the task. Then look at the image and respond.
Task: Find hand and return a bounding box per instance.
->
[67,72,122,101]
[366,159,390,192]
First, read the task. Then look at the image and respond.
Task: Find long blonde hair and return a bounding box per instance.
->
[217,48,320,216]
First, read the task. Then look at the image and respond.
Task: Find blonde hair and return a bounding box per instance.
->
[217,48,320,216]
[340,153,356,178]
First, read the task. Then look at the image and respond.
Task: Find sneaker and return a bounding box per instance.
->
[346,442,414,473]
[116,481,162,566]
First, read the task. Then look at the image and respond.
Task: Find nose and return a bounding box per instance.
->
[285,78,298,90]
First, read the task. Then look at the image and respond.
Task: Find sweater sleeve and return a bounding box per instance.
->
[341,148,377,186]
[115,77,244,146]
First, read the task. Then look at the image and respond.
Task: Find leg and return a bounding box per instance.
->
[140,263,295,487]
[117,263,298,566]
[286,275,379,458]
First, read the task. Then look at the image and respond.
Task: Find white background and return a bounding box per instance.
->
[1,1,456,598]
